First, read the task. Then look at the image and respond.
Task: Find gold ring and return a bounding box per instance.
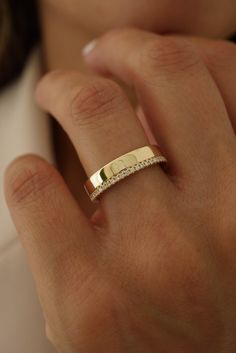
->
[84,145,167,201]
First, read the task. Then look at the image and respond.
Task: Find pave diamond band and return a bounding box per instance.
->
[89,155,166,201]
[84,146,167,202]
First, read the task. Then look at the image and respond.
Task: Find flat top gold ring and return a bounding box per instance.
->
[84,145,167,201]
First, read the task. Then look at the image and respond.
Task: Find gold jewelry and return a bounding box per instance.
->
[84,145,167,201]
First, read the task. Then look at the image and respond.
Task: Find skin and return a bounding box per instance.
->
[38,0,236,72]
[4,1,236,352]
[40,0,236,37]
[38,0,236,213]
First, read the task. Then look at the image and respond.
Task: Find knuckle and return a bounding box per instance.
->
[7,156,55,205]
[140,37,201,77]
[70,79,125,128]
[157,240,212,309]
[204,40,236,70]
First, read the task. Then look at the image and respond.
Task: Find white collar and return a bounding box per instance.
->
[0,48,54,248]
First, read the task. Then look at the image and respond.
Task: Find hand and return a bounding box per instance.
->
[5,28,236,353]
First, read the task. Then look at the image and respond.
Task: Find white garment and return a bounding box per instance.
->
[0,49,56,352]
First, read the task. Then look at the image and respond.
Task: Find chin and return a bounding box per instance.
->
[43,0,236,39]
[86,4,235,39]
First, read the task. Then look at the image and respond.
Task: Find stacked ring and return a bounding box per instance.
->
[84,145,167,201]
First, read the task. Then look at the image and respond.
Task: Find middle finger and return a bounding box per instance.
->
[83,28,236,180]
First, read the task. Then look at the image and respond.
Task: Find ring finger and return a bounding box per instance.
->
[35,71,170,219]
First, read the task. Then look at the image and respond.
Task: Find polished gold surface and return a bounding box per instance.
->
[84,145,167,201]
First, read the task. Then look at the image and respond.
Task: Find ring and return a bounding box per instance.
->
[84,145,167,201]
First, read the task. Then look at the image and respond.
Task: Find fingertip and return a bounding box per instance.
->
[5,154,43,187]
[4,154,55,206]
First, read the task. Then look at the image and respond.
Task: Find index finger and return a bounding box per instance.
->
[4,155,96,325]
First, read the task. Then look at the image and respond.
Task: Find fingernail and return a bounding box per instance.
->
[82,40,97,56]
